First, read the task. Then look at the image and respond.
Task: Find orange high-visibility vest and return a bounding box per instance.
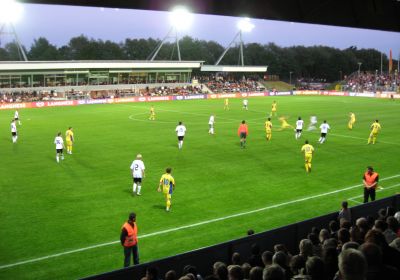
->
[364,172,379,189]
[122,222,138,247]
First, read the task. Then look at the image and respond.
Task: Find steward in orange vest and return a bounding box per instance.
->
[363,166,379,203]
[121,212,139,267]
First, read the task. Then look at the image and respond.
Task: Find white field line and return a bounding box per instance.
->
[1,174,400,270]
[348,198,363,204]
[348,183,400,200]
[327,132,400,146]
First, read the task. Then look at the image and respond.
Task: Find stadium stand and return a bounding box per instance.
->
[343,71,400,92]
[83,195,400,280]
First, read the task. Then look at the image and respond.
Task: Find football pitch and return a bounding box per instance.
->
[0,96,399,279]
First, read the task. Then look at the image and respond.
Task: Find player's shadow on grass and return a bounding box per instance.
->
[152,204,165,210]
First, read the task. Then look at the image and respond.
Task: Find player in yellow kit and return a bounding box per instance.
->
[270,101,277,117]
[278,116,293,131]
[65,127,74,154]
[368,120,381,144]
[149,106,155,120]
[224,98,229,110]
[348,112,356,130]
[157,167,175,211]
[301,140,314,173]
[265,117,272,141]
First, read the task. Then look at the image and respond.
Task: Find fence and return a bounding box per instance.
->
[83,194,400,280]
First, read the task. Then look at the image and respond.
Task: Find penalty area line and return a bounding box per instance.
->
[1,174,400,270]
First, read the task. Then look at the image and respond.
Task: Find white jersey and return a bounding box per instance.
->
[11,122,17,132]
[54,136,64,149]
[14,111,19,119]
[130,160,145,178]
[208,116,215,125]
[320,123,330,133]
[243,99,248,106]
[176,125,186,136]
[296,120,304,130]
[310,116,317,124]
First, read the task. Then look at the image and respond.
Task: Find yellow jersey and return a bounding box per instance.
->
[350,113,355,122]
[272,103,277,111]
[265,121,272,131]
[224,99,229,105]
[371,122,381,133]
[66,129,74,142]
[159,173,175,194]
[301,144,314,156]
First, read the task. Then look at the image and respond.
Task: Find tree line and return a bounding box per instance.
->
[0,35,395,82]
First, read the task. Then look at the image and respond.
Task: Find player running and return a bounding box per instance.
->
[307,115,317,131]
[242,99,248,110]
[11,119,18,143]
[175,121,186,149]
[224,98,229,110]
[301,140,314,173]
[318,120,330,144]
[157,167,175,212]
[54,132,65,163]
[14,110,21,125]
[278,116,294,131]
[65,127,74,154]
[149,106,155,120]
[270,101,277,117]
[295,117,304,140]
[265,118,272,141]
[367,120,381,145]
[238,120,249,148]
[130,154,145,196]
[208,114,215,135]
[348,112,356,130]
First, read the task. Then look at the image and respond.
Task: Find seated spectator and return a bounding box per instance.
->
[165,270,177,280]
[142,266,159,280]
[307,233,322,257]
[183,265,202,280]
[337,228,351,251]
[249,267,263,280]
[342,241,360,251]
[231,252,241,265]
[384,216,399,244]
[299,239,314,259]
[249,244,263,267]
[262,251,274,268]
[329,220,340,239]
[213,262,228,280]
[322,247,338,280]
[228,265,243,280]
[336,248,367,280]
[241,263,251,279]
[359,242,400,280]
[263,264,285,280]
[305,256,325,280]
[319,229,330,244]
[272,251,292,279]
[289,255,306,276]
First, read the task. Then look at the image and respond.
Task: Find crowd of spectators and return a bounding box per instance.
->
[140,205,400,280]
[198,75,264,93]
[296,78,329,90]
[343,72,400,92]
[0,91,59,103]
[139,85,204,96]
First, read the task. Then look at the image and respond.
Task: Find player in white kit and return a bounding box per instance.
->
[54,132,65,163]
[242,99,248,110]
[208,114,215,135]
[295,117,304,139]
[14,110,21,125]
[130,154,145,196]
[307,116,318,131]
[318,120,331,144]
[11,120,17,143]
[175,121,187,149]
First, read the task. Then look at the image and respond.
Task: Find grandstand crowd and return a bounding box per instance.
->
[343,71,400,92]
[140,205,400,280]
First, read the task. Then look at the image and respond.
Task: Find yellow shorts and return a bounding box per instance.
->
[66,141,73,146]
[305,154,312,163]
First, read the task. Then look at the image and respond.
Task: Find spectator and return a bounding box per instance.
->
[228,265,243,280]
[338,201,352,223]
[299,239,314,259]
[142,266,159,280]
[337,248,367,280]
[249,267,263,280]
[389,238,400,252]
[342,242,360,251]
[241,263,251,279]
[329,220,340,239]
[247,229,255,236]
[322,247,338,280]
[183,265,202,280]
[338,229,351,251]
[249,244,263,267]
[305,256,325,280]
[289,255,306,276]
[307,233,322,257]
[263,264,285,280]
[232,252,241,265]
[384,216,399,244]
[272,251,292,279]
[262,251,274,268]
[165,270,177,280]
[214,262,228,280]
[319,229,330,244]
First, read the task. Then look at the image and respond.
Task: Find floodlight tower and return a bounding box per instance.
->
[148,6,193,61]
[215,18,254,66]
[0,0,28,61]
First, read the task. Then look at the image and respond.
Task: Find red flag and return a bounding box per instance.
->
[389,49,393,73]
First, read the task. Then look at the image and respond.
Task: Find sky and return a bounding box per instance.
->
[3,3,400,57]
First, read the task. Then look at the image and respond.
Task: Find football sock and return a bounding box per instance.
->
[56,155,59,163]
[137,185,141,194]
[133,183,137,193]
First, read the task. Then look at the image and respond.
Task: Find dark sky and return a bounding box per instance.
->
[5,3,400,57]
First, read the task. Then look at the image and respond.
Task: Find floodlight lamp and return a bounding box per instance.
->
[237,18,255,32]
[169,6,193,30]
[0,0,23,24]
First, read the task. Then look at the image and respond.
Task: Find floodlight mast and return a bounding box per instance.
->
[215,18,254,66]
[0,22,28,61]
[148,26,181,61]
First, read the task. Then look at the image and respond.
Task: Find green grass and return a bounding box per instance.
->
[0,96,399,279]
